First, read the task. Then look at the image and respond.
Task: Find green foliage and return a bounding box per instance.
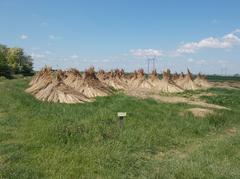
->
[0,44,33,77]
[0,78,240,178]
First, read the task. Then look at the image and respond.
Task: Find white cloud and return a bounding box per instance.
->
[30,52,45,59]
[19,34,28,40]
[44,50,52,55]
[196,59,207,65]
[70,54,79,59]
[177,29,240,54]
[187,58,194,62]
[130,49,163,58]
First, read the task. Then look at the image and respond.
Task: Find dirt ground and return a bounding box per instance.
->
[212,81,240,90]
[184,108,214,117]
[126,85,235,117]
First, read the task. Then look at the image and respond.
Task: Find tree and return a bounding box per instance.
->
[6,48,24,73]
[0,44,33,77]
[0,45,12,78]
[21,55,33,75]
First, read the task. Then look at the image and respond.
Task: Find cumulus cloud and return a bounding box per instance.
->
[130,49,163,58]
[19,34,28,40]
[177,30,240,54]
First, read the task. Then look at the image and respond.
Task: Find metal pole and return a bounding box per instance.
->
[147,59,150,74]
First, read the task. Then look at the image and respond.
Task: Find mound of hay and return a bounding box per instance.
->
[64,69,81,85]
[194,73,212,88]
[29,66,52,86]
[73,67,112,98]
[35,71,91,103]
[172,72,180,82]
[27,69,91,103]
[26,67,52,94]
[150,69,183,93]
[102,69,128,90]
[129,69,153,89]
[176,69,199,90]
[96,69,107,81]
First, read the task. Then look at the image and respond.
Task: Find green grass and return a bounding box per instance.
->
[0,78,240,178]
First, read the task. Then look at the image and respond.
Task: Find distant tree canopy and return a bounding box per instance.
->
[0,44,33,78]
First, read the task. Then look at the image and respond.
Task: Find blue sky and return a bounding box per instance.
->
[0,0,240,74]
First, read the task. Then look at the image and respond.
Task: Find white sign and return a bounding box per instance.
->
[117,112,127,117]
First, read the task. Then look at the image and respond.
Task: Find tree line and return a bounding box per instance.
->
[0,44,33,78]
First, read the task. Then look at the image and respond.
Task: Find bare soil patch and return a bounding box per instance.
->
[131,92,229,110]
[213,81,240,90]
[185,108,214,117]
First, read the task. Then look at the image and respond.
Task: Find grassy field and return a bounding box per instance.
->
[0,78,240,178]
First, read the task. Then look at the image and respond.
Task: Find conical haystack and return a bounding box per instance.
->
[72,67,112,98]
[194,73,212,88]
[26,67,52,94]
[28,66,52,86]
[152,69,183,93]
[64,68,82,88]
[176,69,199,90]
[172,72,180,82]
[129,69,153,89]
[101,69,128,90]
[33,71,91,103]
[96,69,107,81]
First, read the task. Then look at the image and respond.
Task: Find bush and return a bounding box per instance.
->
[0,62,12,78]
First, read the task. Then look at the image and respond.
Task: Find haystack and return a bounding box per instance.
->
[33,71,91,103]
[194,73,212,88]
[71,67,112,98]
[64,69,82,87]
[129,69,153,89]
[172,72,180,82]
[149,69,183,93]
[96,69,107,81]
[29,66,52,86]
[26,67,52,94]
[176,69,199,90]
[26,68,91,103]
[101,69,128,90]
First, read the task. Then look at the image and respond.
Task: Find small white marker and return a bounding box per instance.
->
[117,112,127,128]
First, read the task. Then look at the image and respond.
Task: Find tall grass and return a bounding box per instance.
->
[0,78,240,178]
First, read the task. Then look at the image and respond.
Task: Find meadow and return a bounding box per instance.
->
[0,77,240,178]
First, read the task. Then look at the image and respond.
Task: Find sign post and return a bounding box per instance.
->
[117,112,126,128]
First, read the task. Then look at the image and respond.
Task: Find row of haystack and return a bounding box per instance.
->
[26,67,212,103]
